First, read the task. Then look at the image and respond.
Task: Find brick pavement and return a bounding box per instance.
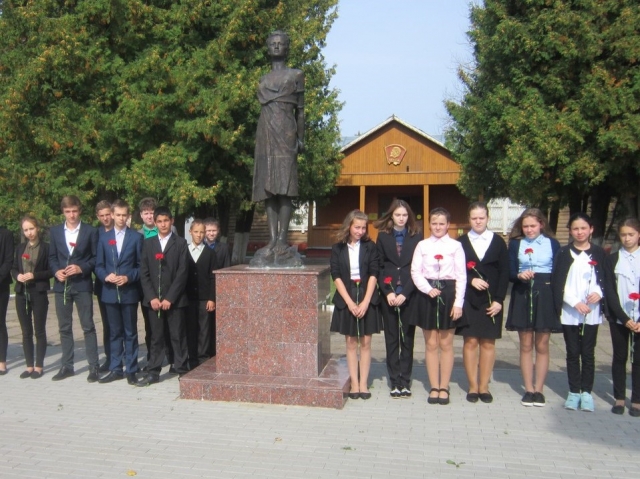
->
[0,294,639,478]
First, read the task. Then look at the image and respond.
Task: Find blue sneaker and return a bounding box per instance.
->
[564,392,581,410]
[580,392,595,412]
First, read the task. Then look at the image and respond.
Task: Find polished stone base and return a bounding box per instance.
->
[180,356,350,408]
[179,265,350,408]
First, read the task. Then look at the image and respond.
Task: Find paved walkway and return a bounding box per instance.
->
[0,295,639,478]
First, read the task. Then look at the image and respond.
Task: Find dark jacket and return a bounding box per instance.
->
[603,251,636,324]
[0,227,15,290]
[459,233,510,308]
[11,242,52,293]
[187,246,216,301]
[551,244,607,317]
[376,229,422,299]
[95,228,144,304]
[330,240,380,309]
[49,222,98,293]
[140,234,189,308]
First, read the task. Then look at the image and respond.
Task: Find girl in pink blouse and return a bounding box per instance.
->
[411,207,466,405]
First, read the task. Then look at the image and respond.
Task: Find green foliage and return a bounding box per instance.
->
[446,0,640,216]
[0,0,342,231]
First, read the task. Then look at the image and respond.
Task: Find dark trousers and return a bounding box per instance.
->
[16,290,48,368]
[142,304,173,363]
[610,321,640,403]
[147,307,188,374]
[55,289,99,370]
[381,299,416,389]
[186,300,212,368]
[98,297,111,364]
[0,287,9,362]
[105,302,139,374]
[562,324,598,393]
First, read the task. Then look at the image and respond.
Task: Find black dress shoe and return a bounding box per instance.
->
[126,373,138,385]
[0,369,8,376]
[479,392,493,403]
[98,371,124,384]
[611,404,625,415]
[87,368,99,383]
[348,392,360,400]
[98,361,110,373]
[52,367,74,381]
[30,370,43,379]
[359,392,372,400]
[168,366,178,375]
[466,392,479,403]
[438,388,450,405]
[20,370,32,379]
[630,406,640,417]
[136,373,160,387]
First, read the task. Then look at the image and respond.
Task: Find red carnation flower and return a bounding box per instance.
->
[588,260,598,266]
[69,242,76,248]
[354,278,361,285]
[383,276,393,285]
[524,248,534,255]
[629,293,640,301]
[108,239,117,246]
[22,254,30,260]
[466,261,476,270]
[155,253,164,261]
[434,254,444,261]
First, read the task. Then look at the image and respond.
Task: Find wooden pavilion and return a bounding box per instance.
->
[306,115,468,255]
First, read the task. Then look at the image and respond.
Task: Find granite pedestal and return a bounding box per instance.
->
[180,265,350,408]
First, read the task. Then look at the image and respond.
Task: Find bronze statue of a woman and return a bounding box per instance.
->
[251,31,304,267]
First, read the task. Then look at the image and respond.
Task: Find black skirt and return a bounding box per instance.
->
[505,273,561,332]
[411,280,464,331]
[330,280,383,336]
[456,297,503,339]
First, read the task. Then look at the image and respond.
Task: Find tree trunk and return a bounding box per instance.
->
[231,204,255,265]
[589,184,612,245]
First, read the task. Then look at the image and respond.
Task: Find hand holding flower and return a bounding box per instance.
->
[64,264,82,276]
[486,301,502,317]
[394,293,407,307]
[585,292,601,304]
[427,288,441,298]
[518,270,535,281]
[150,298,162,311]
[17,272,34,283]
[574,302,592,316]
[470,277,489,290]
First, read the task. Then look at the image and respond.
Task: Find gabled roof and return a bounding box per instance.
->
[340,115,446,152]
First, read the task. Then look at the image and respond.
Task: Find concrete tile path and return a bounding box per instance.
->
[0,293,638,478]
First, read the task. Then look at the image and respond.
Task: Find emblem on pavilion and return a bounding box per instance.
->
[384,144,407,166]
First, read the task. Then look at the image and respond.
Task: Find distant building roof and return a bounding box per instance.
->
[339,115,446,152]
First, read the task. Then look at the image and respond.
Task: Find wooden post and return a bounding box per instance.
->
[423,184,430,221]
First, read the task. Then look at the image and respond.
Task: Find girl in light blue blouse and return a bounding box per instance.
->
[506,208,561,407]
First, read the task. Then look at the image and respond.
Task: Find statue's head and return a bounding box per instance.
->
[266,30,290,58]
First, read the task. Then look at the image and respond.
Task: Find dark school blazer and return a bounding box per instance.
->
[376,230,422,298]
[458,233,510,309]
[11,242,52,293]
[330,240,380,309]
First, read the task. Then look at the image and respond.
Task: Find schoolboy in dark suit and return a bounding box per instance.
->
[186,219,216,369]
[95,200,143,385]
[203,217,229,356]
[137,206,189,386]
[49,195,99,382]
[95,200,114,372]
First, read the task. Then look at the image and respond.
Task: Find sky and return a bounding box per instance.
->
[322,1,474,139]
